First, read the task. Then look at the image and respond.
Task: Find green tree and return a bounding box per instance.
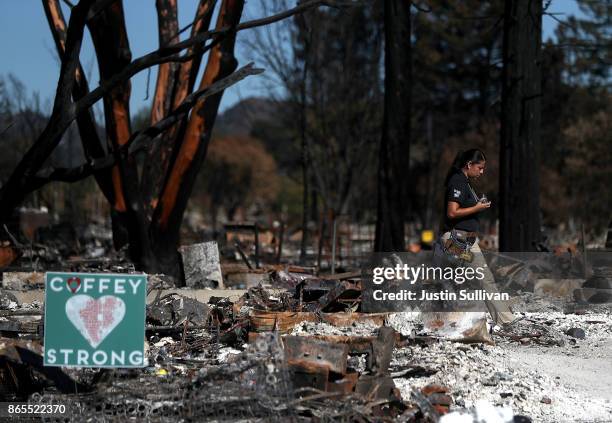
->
[562,106,612,232]
[554,0,611,87]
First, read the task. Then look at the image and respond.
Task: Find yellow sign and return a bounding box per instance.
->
[421,230,434,244]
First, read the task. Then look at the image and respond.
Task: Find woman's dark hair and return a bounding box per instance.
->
[444,149,486,186]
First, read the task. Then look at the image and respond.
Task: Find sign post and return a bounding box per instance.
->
[43,272,147,368]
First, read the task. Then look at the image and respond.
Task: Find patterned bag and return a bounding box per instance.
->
[442,230,475,264]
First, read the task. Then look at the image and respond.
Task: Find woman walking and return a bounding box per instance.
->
[436,149,516,326]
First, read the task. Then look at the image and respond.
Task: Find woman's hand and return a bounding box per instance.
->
[474,200,491,211]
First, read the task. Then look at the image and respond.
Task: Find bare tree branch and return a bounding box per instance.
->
[0,0,95,218]
[31,156,115,188]
[28,63,262,193]
[129,63,263,155]
[177,0,217,36]
[42,0,116,203]
[0,0,339,219]
[0,122,14,137]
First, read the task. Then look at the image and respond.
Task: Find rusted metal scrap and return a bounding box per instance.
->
[351,327,399,402]
[421,384,452,415]
[0,245,20,269]
[354,374,397,401]
[280,327,404,407]
[411,389,441,422]
[284,336,349,375]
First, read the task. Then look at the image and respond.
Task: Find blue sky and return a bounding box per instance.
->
[0,1,584,116]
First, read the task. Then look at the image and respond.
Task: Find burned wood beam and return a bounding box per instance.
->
[283,336,349,375]
[304,280,361,312]
[369,327,395,375]
[235,242,254,270]
[0,310,42,318]
[0,338,87,394]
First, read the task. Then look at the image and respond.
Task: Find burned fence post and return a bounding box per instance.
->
[179,241,224,289]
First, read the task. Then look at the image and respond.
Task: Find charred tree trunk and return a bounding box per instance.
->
[299,103,310,264]
[374,0,412,252]
[149,0,245,278]
[0,0,95,221]
[87,1,137,251]
[141,0,216,216]
[42,0,116,205]
[499,0,542,251]
[1,0,327,282]
[298,16,311,265]
[150,0,180,125]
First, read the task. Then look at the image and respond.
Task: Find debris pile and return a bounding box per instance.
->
[0,243,611,421]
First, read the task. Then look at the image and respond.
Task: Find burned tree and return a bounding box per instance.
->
[242,0,315,264]
[499,0,542,251]
[374,0,412,252]
[0,0,340,279]
[246,2,383,262]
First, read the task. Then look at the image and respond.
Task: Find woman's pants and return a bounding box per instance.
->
[437,231,515,326]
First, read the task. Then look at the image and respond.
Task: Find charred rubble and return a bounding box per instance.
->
[1,233,611,422]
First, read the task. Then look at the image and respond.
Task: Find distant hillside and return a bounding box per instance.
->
[214,97,279,136]
[214,97,300,173]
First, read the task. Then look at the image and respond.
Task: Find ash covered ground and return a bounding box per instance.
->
[391,293,612,422]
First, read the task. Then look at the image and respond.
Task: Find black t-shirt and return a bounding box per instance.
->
[443,172,480,233]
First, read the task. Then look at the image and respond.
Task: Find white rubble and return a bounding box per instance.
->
[290,320,380,337]
[440,400,514,423]
[392,306,612,423]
